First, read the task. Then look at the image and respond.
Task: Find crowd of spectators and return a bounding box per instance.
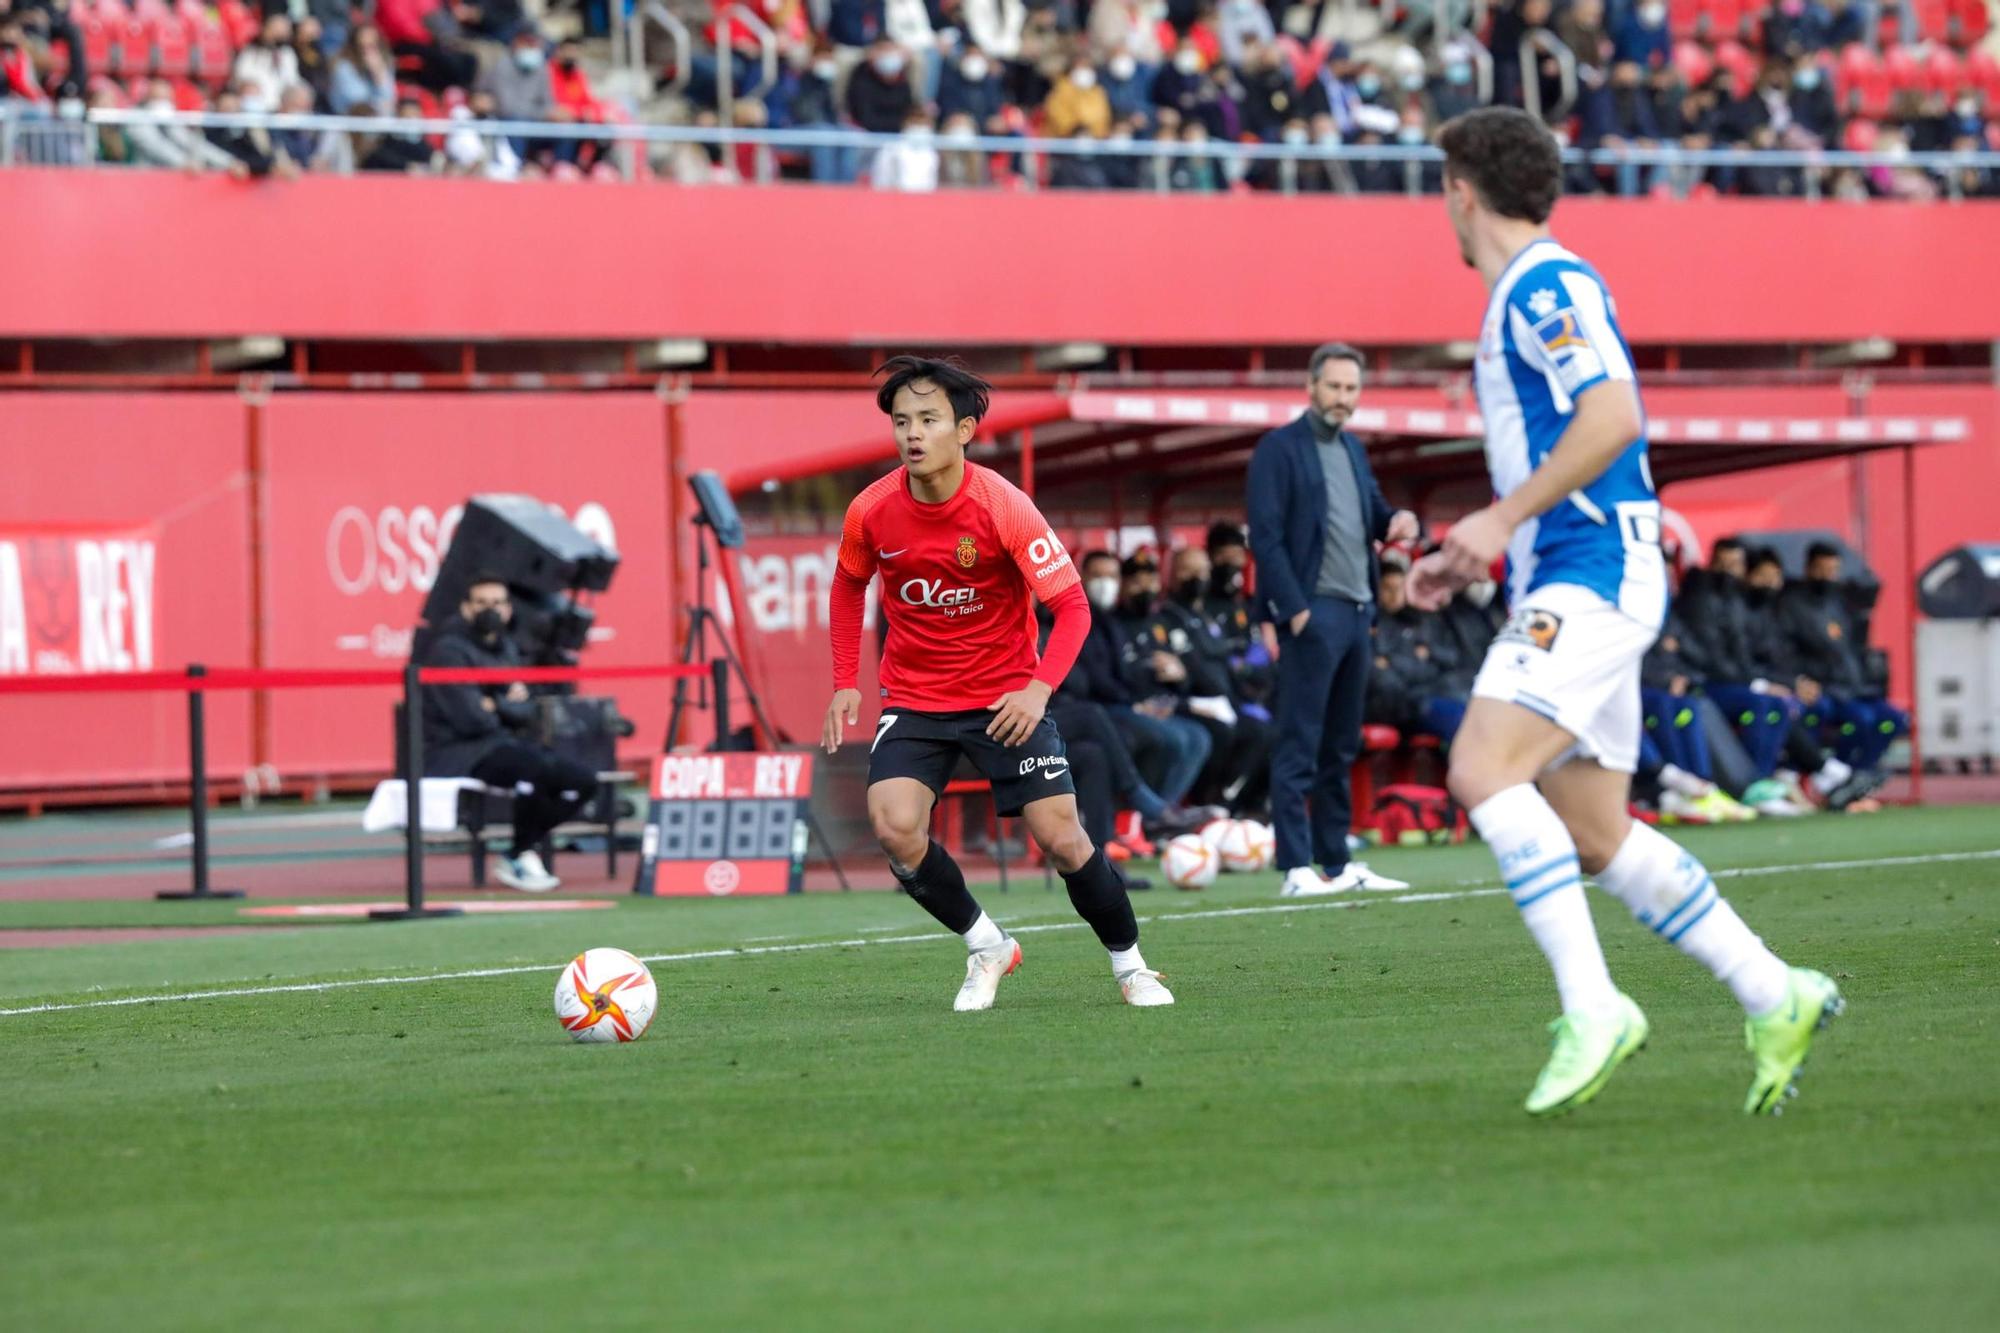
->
[1046,518,1905,862]
[4,0,617,179]
[2,0,1995,193]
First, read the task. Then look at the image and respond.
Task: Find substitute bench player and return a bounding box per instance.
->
[822,356,1173,1011]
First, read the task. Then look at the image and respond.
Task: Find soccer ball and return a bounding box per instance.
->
[1215,819,1274,873]
[1197,816,1237,851]
[1160,833,1219,890]
[1239,819,1277,871]
[554,947,658,1043]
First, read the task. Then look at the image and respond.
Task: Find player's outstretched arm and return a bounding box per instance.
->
[1439,380,1642,581]
[825,557,872,754]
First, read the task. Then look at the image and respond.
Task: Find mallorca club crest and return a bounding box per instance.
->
[955,536,978,569]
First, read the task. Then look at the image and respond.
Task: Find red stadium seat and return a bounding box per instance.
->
[1966,49,2000,102]
[150,14,192,78]
[1835,43,1890,116]
[1673,38,1715,88]
[1908,0,1949,41]
[1668,0,1704,37]
[171,76,204,110]
[76,10,116,78]
[1842,117,1879,152]
[1882,44,1923,93]
[1713,38,1758,96]
[1923,46,1965,95]
[187,13,231,86]
[214,0,258,48]
[1951,0,1991,44]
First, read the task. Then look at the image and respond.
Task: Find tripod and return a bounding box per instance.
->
[652,514,850,890]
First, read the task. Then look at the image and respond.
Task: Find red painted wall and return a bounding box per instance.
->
[0,170,1995,344]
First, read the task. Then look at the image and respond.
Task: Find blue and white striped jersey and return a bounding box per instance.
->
[1473,238,1667,628]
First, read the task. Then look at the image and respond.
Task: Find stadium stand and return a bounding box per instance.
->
[0,0,1995,195]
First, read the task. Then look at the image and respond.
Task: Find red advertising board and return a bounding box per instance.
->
[0,395,252,788]
[258,394,677,775]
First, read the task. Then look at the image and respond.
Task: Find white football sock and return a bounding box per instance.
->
[1470,785,1620,1017]
[962,911,1005,952]
[1108,945,1148,976]
[1593,822,1790,1015]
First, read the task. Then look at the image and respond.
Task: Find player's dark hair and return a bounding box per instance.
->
[1437,107,1562,224]
[1747,546,1784,573]
[1806,541,1842,566]
[1712,536,1745,558]
[466,571,510,593]
[874,355,992,425]
[1205,521,1247,554]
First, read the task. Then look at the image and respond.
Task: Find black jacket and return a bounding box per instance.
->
[1067,606,1136,707]
[1246,413,1395,625]
[1675,569,1760,682]
[1112,605,1190,704]
[420,618,534,777]
[1642,612,1711,693]
[1153,595,1235,698]
[1435,593,1502,695]
[1779,581,1866,691]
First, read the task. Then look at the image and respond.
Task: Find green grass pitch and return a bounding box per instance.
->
[2,807,1997,1330]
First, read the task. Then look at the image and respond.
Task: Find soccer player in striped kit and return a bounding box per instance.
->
[1410,109,1842,1116]
[823,356,1172,1011]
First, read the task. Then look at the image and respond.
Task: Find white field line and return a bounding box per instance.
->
[2,846,1995,1020]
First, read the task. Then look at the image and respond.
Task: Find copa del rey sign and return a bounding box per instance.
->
[0,527,159,675]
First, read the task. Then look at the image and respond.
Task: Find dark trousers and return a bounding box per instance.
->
[1067,738,1117,846]
[469,742,600,857]
[1269,597,1372,873]
[1706,682,1799,778]
[1049,699,1151,810]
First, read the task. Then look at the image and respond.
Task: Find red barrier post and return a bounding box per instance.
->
[369,660,463,921]
[156,664,245,902]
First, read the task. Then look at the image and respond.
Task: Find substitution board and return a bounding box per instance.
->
[631,752,812,896]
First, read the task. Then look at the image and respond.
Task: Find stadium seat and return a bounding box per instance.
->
[1673,38,1715,88]
[1924,46,1965,96]
[1842,117,1879,152]
[1951,0,1991,44]
[72,6,115,76]
[1908,0,1950,41]
[1883,44,1923,94]
[187,13,231,86]
[149,13,192,79]
[1835,43,1890,116]
[1349,725,1403,835]
[1967,49,2000,103]
[171,76,203,110]
[214,0,258,48]
[1668,0,1703,37]
[1713,39,1759,96]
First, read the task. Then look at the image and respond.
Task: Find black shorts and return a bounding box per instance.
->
[867,707,1076,817]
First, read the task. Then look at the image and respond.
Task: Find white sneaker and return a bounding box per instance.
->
[1279,866,1340,898]
[1752,795,1812,818]
[1658,790,1711,825]
[953,937,1022,1012]
[1328,861,1410,892]
[494,850,559,892]
[1118,969,1175,1007]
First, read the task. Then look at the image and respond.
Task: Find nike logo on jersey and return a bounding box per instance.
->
[879,548,908,559]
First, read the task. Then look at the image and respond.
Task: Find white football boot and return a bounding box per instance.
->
[953,936,1022,1012]
[1118,969,1175,1007]
[1326,861,1410,892]
[1280,866,1340,898]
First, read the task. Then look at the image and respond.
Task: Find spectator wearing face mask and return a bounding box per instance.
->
[1151,42,1223,134]
[330,24,399,116]
[233,14,302,114]
[847,39,916,134]
[872,108,940,189]
[1101,50,1151,121]
[479,30,555,124]
[1078,551,1214,813]
[1239,41,1301,141]
[1762,0,1834,58]
[1154,547,1274,815]
[1202,522,1275,710]
[1366,562,1467,745]
[273,82,351,171]
[206,84,294,178]
[126,79,247,173]
[1586,59,1664,195]
[1045,57,1112,138]
[1779,543,1907,784]
[1427,43,1482,123]
[938,47,1009,132]
[1613,0,1672,71]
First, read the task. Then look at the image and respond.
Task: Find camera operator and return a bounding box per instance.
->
[422,573,599,892]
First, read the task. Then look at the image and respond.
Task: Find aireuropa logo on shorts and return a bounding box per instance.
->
[1017,754,1068,776]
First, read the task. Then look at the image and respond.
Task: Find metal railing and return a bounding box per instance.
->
[1519,31,1579,126]
[21,108,2000,202]
[634,2,692,96]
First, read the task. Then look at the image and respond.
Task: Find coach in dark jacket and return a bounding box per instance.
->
[1247,343,1418,895]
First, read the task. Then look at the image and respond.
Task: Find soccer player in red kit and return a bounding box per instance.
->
[822,356,1173,1011]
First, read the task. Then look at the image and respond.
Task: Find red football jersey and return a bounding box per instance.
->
[834,462,1081,712]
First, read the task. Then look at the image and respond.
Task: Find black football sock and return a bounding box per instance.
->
[1060,848,1139,952]
[891,840,982,936]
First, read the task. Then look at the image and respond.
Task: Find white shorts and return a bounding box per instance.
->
[1470,583,1661,774]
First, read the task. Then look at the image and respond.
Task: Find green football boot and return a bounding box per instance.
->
[1744,967,1845,1115]
[1525,993,1649,1118]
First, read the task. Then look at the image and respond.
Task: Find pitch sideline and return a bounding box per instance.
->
[1,846,1994,1019]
